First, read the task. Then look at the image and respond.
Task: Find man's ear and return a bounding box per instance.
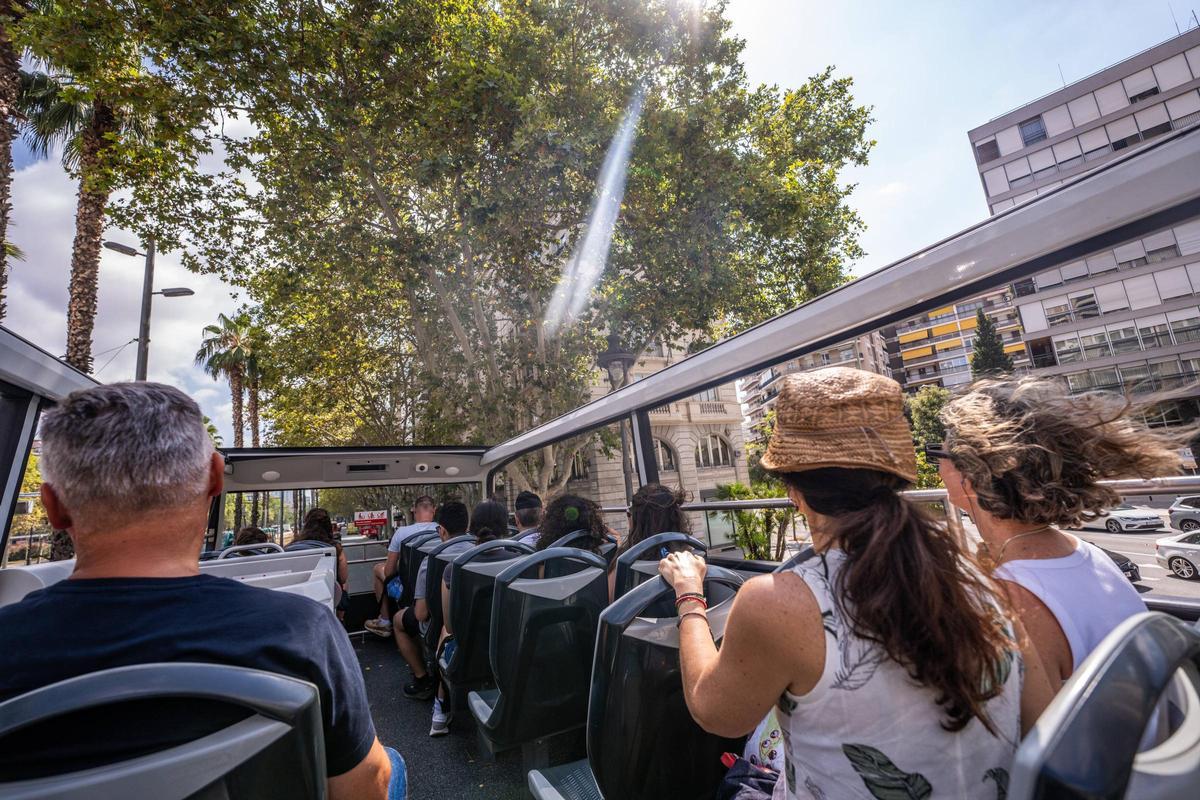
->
[41,483,73,531]
[207,452,225,499]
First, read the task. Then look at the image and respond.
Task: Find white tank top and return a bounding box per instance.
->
[773,550,1022,800]
[996,537,1146,670]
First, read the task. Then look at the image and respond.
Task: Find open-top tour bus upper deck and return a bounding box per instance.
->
[3,124,1200,799]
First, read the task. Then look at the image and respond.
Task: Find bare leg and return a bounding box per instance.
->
[392,609,427,678]
[372,562,386,605]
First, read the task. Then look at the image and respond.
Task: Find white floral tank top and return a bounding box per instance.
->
[773,550,1022,800]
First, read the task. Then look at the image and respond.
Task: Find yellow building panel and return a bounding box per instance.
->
[937,339,963,352]
[930,305,956,318]
[1004,342,1027,354]
[901,345,934,361]
[959,316,979,330]
[898,329,929,344]
[931,321,960,337]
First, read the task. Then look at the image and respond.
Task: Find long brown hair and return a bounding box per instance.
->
[621,483,690,556]
[781,467,1013,734]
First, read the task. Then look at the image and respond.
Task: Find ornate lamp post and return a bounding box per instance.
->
[597,332,637,505]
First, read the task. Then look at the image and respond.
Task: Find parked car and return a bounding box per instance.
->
[1168,495,1200,532]
[1156,530,1200,580]
[1099,547,1141,583]
[1079,504,1163,533]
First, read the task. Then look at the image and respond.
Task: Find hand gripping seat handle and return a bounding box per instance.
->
[614,532,707,599]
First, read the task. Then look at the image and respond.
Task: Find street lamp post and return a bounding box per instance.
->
[597,332,638,505]
[104,239,194,380]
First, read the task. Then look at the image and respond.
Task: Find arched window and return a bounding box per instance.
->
[569,451,590,481]
[695,434,732,469]
[654,438,677,472]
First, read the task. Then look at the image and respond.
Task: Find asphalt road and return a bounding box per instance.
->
[1068,512,1200,600]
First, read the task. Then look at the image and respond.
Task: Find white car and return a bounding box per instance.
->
[1156,530,1200,580]
[1080,504,1163,533]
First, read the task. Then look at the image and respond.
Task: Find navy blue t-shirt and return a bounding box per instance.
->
[0,574,375,778]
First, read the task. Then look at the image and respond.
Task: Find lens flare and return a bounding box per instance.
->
[543,84,647,336]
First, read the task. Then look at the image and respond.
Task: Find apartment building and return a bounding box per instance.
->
[966,29,1200,421]
[968,29,1200,216]
[890,288,1028,391]
[742,333,890,435]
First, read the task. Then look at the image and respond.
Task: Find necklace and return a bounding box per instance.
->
[992,525,1056,564]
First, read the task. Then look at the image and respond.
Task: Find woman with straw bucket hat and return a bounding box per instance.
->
[659,367,1052,799]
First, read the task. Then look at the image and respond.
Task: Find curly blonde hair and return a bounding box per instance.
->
[943,377,1192,527]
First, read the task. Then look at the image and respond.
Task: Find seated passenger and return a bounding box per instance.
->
[658,368,1052,799]
[289,509,350,616]
[391,501,470,705]
[365,495,438,638]
[231,525,271,556]
[937,377,1186,685]
[0,383,403,798]
[620,483,690,556]
[512,491,543,546]
[535,494,609,554]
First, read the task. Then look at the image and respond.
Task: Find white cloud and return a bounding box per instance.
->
[6,147,243,443]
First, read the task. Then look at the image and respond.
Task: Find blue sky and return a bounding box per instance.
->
[6,2,1194,441]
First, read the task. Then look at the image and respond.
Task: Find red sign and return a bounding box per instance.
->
[354,510,388,539]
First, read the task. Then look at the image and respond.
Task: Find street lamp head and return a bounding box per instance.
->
[103,240,141,257]
[597,332,637,390]
[158,287,195,298]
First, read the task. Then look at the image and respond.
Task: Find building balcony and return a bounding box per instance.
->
[648,400,742,424]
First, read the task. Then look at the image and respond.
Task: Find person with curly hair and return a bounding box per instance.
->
[536,494,609,554]
[935,377,1189,685]
[620,483,692,557]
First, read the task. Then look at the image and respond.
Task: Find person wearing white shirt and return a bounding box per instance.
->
[365,496,438,637]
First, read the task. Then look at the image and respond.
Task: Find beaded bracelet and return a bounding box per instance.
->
[677,610,709,628]
[674,593,707,610]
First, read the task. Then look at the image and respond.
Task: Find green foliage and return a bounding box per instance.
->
[112,0,874,492]
[970,308,1014,379]
[913,450,943,490]
[202,415,222,448]
[905,385,949,446]
[714,481,791,561]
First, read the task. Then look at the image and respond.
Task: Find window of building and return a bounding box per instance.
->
[1053,334,1083,364]
[1084,145,1111,161]
[1111,132,1143,151]
[1138,319,1172,350]
[1079,329,1111,360]
[1007,173,1035,189]
[694,387,720,402]
[695,434,732,469]
[1128,86,1161,104]
[1069,290,1100,320]
[1120,363,1153,393]
[1107,324,1141,354]
[974,139,1000,164]
[1170,311,1200,344]
[1043,297,1073,327]
[654,438,677,472]
[1095,281,1130,313]
[1090,367,1121,391]
[1147,244,1181,263]
[1184,357,1200,378]
[569,451,590,481]
[839,348,855,362]
[1142,121,1173,140]
[1019,116,1048,146]
[1155,266,1193,300]
[1065,371,1093,393]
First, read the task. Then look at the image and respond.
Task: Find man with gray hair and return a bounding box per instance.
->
[0,383,404,798]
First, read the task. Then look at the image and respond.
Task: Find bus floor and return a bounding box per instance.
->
[354,634,559,799]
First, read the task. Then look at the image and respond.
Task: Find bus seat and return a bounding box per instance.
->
[398,531,440,608]
[528,566,746,800]
[543,530,617,577]
[438,540,535,702]
[420,535,477,665]
[612,532,706,600]
[218,543,285,559]
[0,662,323,799]
[282,539,335,552]
[469,548,609,764]
[0,560,74,609]
[775,545,817,573]
[1009,612,1200,800]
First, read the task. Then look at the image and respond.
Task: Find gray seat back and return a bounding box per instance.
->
[0,662,325,799]
[1010,612,1200,800]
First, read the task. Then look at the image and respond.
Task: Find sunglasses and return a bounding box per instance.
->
[923,442,950,460]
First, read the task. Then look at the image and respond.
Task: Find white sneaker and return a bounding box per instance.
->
[429,698,451,737]
[364,618,392,638]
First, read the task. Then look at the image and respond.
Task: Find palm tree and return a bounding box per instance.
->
[196,313,252,528]
[246,350,263,526]
[0,1,29,323]
[17,69,131,371]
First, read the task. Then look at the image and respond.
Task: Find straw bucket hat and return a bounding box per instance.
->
[760,366,918,483]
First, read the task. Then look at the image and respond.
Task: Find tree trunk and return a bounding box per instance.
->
[0,12,19,323]
[248,372,260,525]
[64,101,117,372]
[230,366,245,530]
